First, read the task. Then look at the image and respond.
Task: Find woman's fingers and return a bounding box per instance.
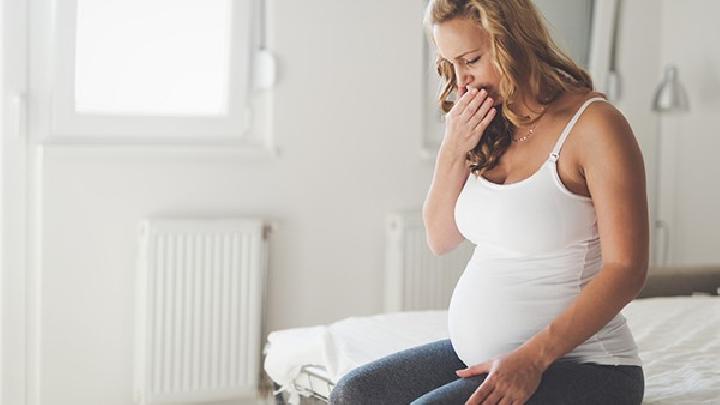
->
[497,395,515,405]
[441,86,496,157]
[459,88,488,121]
[477,106,496,129]
[469,107,496,145]
[482,389,504,405]
[452,87,479,117]
[467,96,494,131]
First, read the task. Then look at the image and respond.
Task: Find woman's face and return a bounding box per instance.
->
[433,17,502,104]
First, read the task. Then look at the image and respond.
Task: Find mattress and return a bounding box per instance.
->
[263,295,720,404]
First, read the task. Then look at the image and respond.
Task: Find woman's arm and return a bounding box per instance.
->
[422,148,471,256]
[518,102,650,369]
[424,86,496,256]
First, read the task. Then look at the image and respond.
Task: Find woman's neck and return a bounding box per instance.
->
[514,94,552,127]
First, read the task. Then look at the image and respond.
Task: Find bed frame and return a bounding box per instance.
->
[636,266,720,298]
[269,266,720,404]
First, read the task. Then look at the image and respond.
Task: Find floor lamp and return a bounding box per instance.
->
[651,65,689,267]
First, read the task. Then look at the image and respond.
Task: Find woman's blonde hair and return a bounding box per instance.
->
[423,0,595,175]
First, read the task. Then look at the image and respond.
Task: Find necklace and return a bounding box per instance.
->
[512,106,548,143]
[512,124,536,143]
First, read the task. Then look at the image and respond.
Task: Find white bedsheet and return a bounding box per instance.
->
[623,296,720,404]
[263,296,720,404]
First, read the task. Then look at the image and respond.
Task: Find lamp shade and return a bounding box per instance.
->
[652,65,690,113]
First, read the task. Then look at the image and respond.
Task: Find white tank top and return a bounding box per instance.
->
[450,97,643,367]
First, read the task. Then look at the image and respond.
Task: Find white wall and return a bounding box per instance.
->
[532,0,700,271]
[8,0,719,404]
[37,1,433,404]
[655,0,720,266]
[611,0,663,268]
[0,3,4,402]
[612,0,720,269]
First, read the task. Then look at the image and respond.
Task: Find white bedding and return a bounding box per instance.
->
[263,296,720,404]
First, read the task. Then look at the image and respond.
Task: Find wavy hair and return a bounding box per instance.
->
[423,0,595,175]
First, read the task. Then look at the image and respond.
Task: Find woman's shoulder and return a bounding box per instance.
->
[548,89,628,138]
[552,90,613,118]
[573,91,633,141]
[566,91,640,168]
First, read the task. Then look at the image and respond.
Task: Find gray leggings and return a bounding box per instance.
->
[328,339,644,404]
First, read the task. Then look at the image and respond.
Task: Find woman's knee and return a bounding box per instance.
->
[328,373,362,404]
[328,366,388,405]
[328,339,463,404]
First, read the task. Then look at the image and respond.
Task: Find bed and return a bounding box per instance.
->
[262,267,720,404]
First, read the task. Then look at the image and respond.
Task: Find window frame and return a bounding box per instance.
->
[33,0,273,149]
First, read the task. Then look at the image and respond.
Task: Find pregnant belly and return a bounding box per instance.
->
[447,264,577,366]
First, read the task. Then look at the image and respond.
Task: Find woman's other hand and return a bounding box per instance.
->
[457,347,546,405]
[439,86,496,161]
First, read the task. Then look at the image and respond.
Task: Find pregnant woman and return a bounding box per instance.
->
[329,0,647,404]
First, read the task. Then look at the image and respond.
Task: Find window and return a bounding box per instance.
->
[74,0,232,116]
[36,0,274,147]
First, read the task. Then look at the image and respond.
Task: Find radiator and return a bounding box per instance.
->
[134,218,270,404]
[385,210,474,312]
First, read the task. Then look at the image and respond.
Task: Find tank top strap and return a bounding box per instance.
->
[548,97,608,162]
